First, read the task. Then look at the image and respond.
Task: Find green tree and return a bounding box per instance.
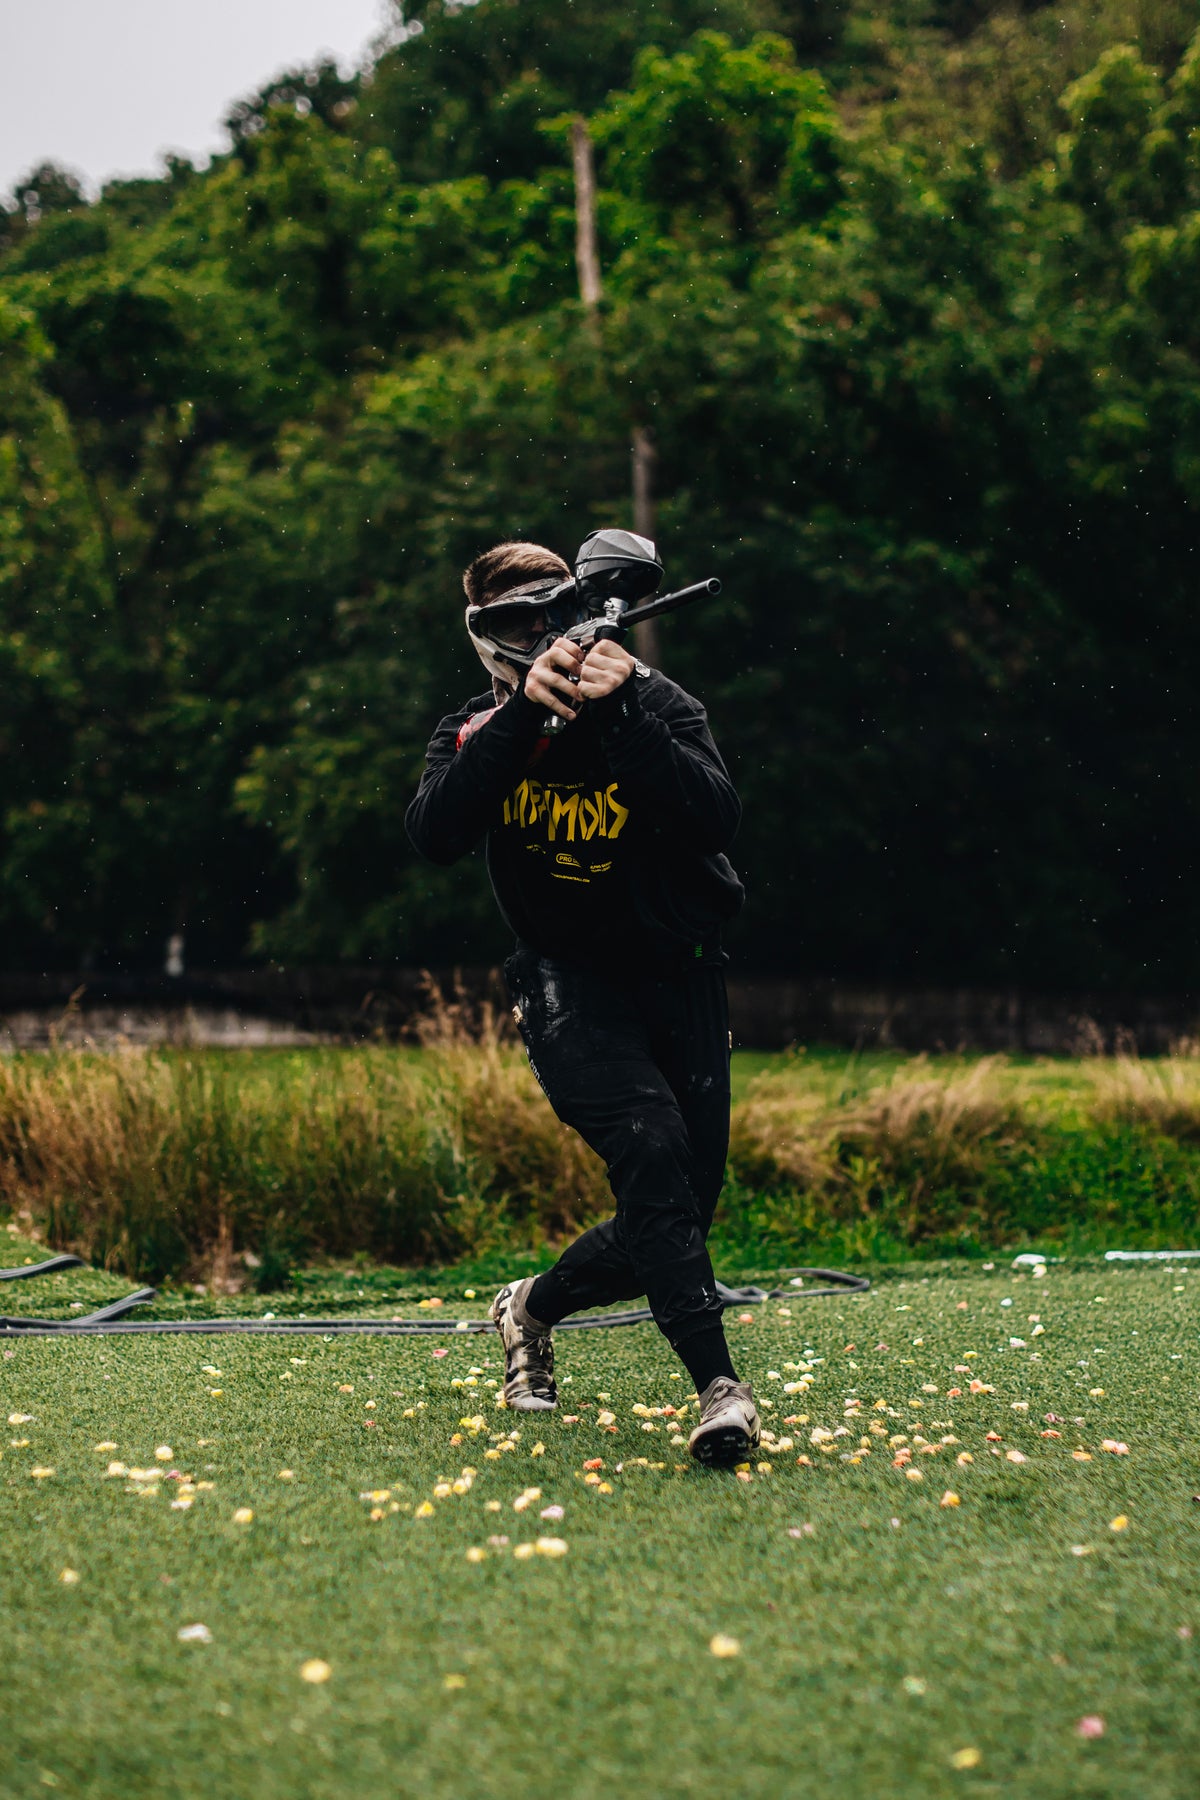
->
[6,2,1200,991]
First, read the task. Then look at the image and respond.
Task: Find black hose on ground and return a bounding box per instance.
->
[0,1254,86,1281]
[0,1262,869,1336]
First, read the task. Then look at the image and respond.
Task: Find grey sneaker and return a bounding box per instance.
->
[688,1377,760,1467]
[490,1277,557,1412]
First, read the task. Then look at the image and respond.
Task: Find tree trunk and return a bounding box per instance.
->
[631,426,661,666]
[574,114,659,664]
[571,117,603,314]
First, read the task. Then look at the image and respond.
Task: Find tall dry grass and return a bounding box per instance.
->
[6,1031,1200,1279]
[0,995,607,1282]
[728,1057,1029,1239]
[1091,1054,1200,1143]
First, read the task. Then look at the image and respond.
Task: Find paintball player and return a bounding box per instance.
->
[405,537,760,1466]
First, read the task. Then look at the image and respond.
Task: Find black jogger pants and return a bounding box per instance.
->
[503,947,730,1348]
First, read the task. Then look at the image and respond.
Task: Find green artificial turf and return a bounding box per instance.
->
[2,1244,1199,1798]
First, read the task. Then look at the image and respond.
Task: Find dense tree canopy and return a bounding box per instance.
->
[3,0,1200,987]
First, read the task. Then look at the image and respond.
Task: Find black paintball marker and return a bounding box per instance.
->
[542,585,722,735]
[541,530,721,735]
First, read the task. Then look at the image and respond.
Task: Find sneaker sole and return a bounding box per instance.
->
[689,1425,756,1468]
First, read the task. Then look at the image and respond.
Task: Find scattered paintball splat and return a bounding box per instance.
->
[709,1634,741,1659]
[1076,1716,1106,1739]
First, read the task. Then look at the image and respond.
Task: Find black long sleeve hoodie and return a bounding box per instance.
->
[405,668,744,966]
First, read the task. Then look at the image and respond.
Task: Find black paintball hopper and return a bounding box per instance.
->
[573,528,663,606]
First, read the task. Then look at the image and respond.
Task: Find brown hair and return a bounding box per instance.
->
[462,540,570,607]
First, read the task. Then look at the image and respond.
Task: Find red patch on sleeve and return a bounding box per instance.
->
[455,706,500,750]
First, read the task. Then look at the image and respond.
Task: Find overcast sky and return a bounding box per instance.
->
[1,0,394,200]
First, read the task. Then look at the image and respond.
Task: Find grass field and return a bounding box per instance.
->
[3,1242,1199,1797]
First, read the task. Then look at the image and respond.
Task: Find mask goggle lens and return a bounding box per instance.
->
[468,587,585,654]
[480,601,551,651]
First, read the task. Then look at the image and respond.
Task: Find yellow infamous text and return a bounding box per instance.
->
[502,779,629,845]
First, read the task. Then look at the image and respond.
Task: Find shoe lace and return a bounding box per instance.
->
[702,1376,744,1413]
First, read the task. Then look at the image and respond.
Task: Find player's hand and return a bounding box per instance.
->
[576,638,635,701]
[525,638,584,722]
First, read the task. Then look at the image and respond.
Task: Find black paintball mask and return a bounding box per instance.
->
[464,529,664,684]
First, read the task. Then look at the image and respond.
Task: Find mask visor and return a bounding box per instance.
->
[469,597,553,655]
[466,584,586,656]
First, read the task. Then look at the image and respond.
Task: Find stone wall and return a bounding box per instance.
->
[1,969,1197,1053]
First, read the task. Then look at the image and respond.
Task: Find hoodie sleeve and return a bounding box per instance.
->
[591,675,741,854]
[405,687,547,865]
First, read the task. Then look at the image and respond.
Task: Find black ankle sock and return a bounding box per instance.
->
[676,1324,738,1395]
[525,1280,740,1391]
[525,1270,572,1328]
